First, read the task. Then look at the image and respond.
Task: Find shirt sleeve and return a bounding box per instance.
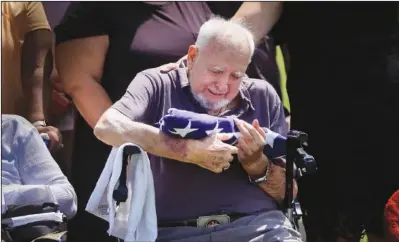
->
[111,72,160,123]
[24,2,50,32]
[6,120,77,219]
[54,2,111,45]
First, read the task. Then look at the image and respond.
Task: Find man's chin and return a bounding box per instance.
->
[205,100,231,111]
[191,91,230,110]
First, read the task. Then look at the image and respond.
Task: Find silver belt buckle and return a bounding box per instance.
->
[196,214,230,228]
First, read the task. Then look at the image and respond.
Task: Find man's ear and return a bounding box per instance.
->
[187,45,198,69]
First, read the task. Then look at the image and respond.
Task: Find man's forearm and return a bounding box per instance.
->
[22,58,52,123]
[23,72,47,122]
[250,155,297,203]
[232,2,282,46]
[94,108,190,163]
[21,29,53,122]
[68,80,113,129]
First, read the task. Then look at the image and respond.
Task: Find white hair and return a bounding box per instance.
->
[195,16,255,58]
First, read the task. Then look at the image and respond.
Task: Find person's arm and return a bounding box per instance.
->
[232,2,283,46]
[95,108,190,162]
[21,2,53,123]
[3,118,77,218]
[56,36,111,128]
[234,118,296,203]
[95,107,237,173]
[252,155,296,204]
[94,70,237,173]
[54,3,113,128]
[235,92,297,203]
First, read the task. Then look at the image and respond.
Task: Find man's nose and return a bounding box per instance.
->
[215,75,229,91]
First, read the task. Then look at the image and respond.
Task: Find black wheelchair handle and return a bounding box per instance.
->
[112,146,141,203]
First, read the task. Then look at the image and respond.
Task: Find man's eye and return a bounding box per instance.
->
[210,69,222,74]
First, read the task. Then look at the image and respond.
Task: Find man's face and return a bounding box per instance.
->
[187,41,251,111]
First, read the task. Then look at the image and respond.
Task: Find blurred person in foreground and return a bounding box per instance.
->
[1,114,77,219]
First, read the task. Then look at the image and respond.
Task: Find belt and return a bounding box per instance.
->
[158,213,247,228]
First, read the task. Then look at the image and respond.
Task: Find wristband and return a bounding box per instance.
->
[32,120,47,128]
[248,162,271,185]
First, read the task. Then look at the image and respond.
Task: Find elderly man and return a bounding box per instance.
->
[94,17,301,242]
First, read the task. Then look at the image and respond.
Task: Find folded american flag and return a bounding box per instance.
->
[159,108,286,159]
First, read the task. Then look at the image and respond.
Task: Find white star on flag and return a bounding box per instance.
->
[169,120,198,138]
[159,119,165,129]
[265,128,279,148]
[205,121,224,135]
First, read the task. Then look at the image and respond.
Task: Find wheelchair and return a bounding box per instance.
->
[112,130,317,242]
[283,130,317,242]
[1,203,68,242]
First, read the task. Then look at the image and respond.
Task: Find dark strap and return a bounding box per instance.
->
[1,203,65,242]
[3,221,63,242]
[158,213,246,228]
[2,203,59,219]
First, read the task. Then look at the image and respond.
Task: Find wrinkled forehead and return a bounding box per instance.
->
[205,38,252,59]
[199,41,251,68]
[201,46,250,73]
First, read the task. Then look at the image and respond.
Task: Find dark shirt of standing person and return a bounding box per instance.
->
[232,2,399,241]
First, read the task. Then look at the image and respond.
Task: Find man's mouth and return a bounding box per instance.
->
[208,89,227,96]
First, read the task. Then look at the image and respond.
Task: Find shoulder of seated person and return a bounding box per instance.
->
[138,67,184,84]
[242,78,279,98]
[2,115,36,134]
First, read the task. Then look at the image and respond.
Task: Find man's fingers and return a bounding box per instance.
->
[159,63,179,73]
[237,138,252,156]
[253,119,266,138]
[242,120,263,143]
[234,119,252,140]
[252,119,261,129]
[216,132,234,141]
[40,126,63,151]
[224,145,238,154]
[47,130,61,150]
[255,125,267,141]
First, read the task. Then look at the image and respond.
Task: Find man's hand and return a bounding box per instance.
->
[159,62,179,73]
[185,133,238,173]
[234,118,268,177]
[36,126,63,152]
[158,55,188,73]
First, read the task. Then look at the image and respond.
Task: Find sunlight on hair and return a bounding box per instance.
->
[195,16,255,58]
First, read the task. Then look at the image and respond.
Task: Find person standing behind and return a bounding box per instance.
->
[1,2,62,151]
[232,2,399,242]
